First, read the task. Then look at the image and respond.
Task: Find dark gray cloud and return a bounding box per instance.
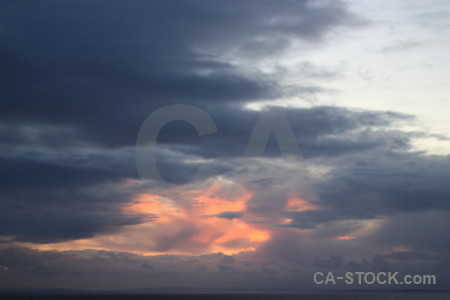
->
[366,211,450,255]
[1,244,449,291]
[281,209,373,229]
[154,105,415,159]
[315,151,450,215]
[272,150,450,234]
[0,0,360,148]
[0,181,154,243]
[212,211,245,220]
[0,105,433,243]
[0,144,149,242]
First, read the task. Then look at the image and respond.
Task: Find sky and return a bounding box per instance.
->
[0,0,449,292]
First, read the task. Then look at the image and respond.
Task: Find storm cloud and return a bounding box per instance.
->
[0,0,449,293]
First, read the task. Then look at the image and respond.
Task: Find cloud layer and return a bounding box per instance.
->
[0,0,449,292]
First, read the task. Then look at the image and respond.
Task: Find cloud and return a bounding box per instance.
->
[367,210,450,255]
[0,105,437,245]
[315,151,450,216]
[0,0,361,148]
[1,244,449,291]
[0,180,154,243]
[0,0,448,292]
[211,211,245,220]
[379,40,421,53]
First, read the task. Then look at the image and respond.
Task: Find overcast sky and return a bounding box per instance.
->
[0,0,449,292]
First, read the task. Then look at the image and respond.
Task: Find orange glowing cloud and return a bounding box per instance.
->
[279,195,319,227]
[284,196,317,212]
[335,235,357,240]
[25,179,271,256]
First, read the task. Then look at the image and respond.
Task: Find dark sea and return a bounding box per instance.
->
[0,293,450,300]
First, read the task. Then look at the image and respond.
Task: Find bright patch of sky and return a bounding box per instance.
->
[245,0,450,155]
